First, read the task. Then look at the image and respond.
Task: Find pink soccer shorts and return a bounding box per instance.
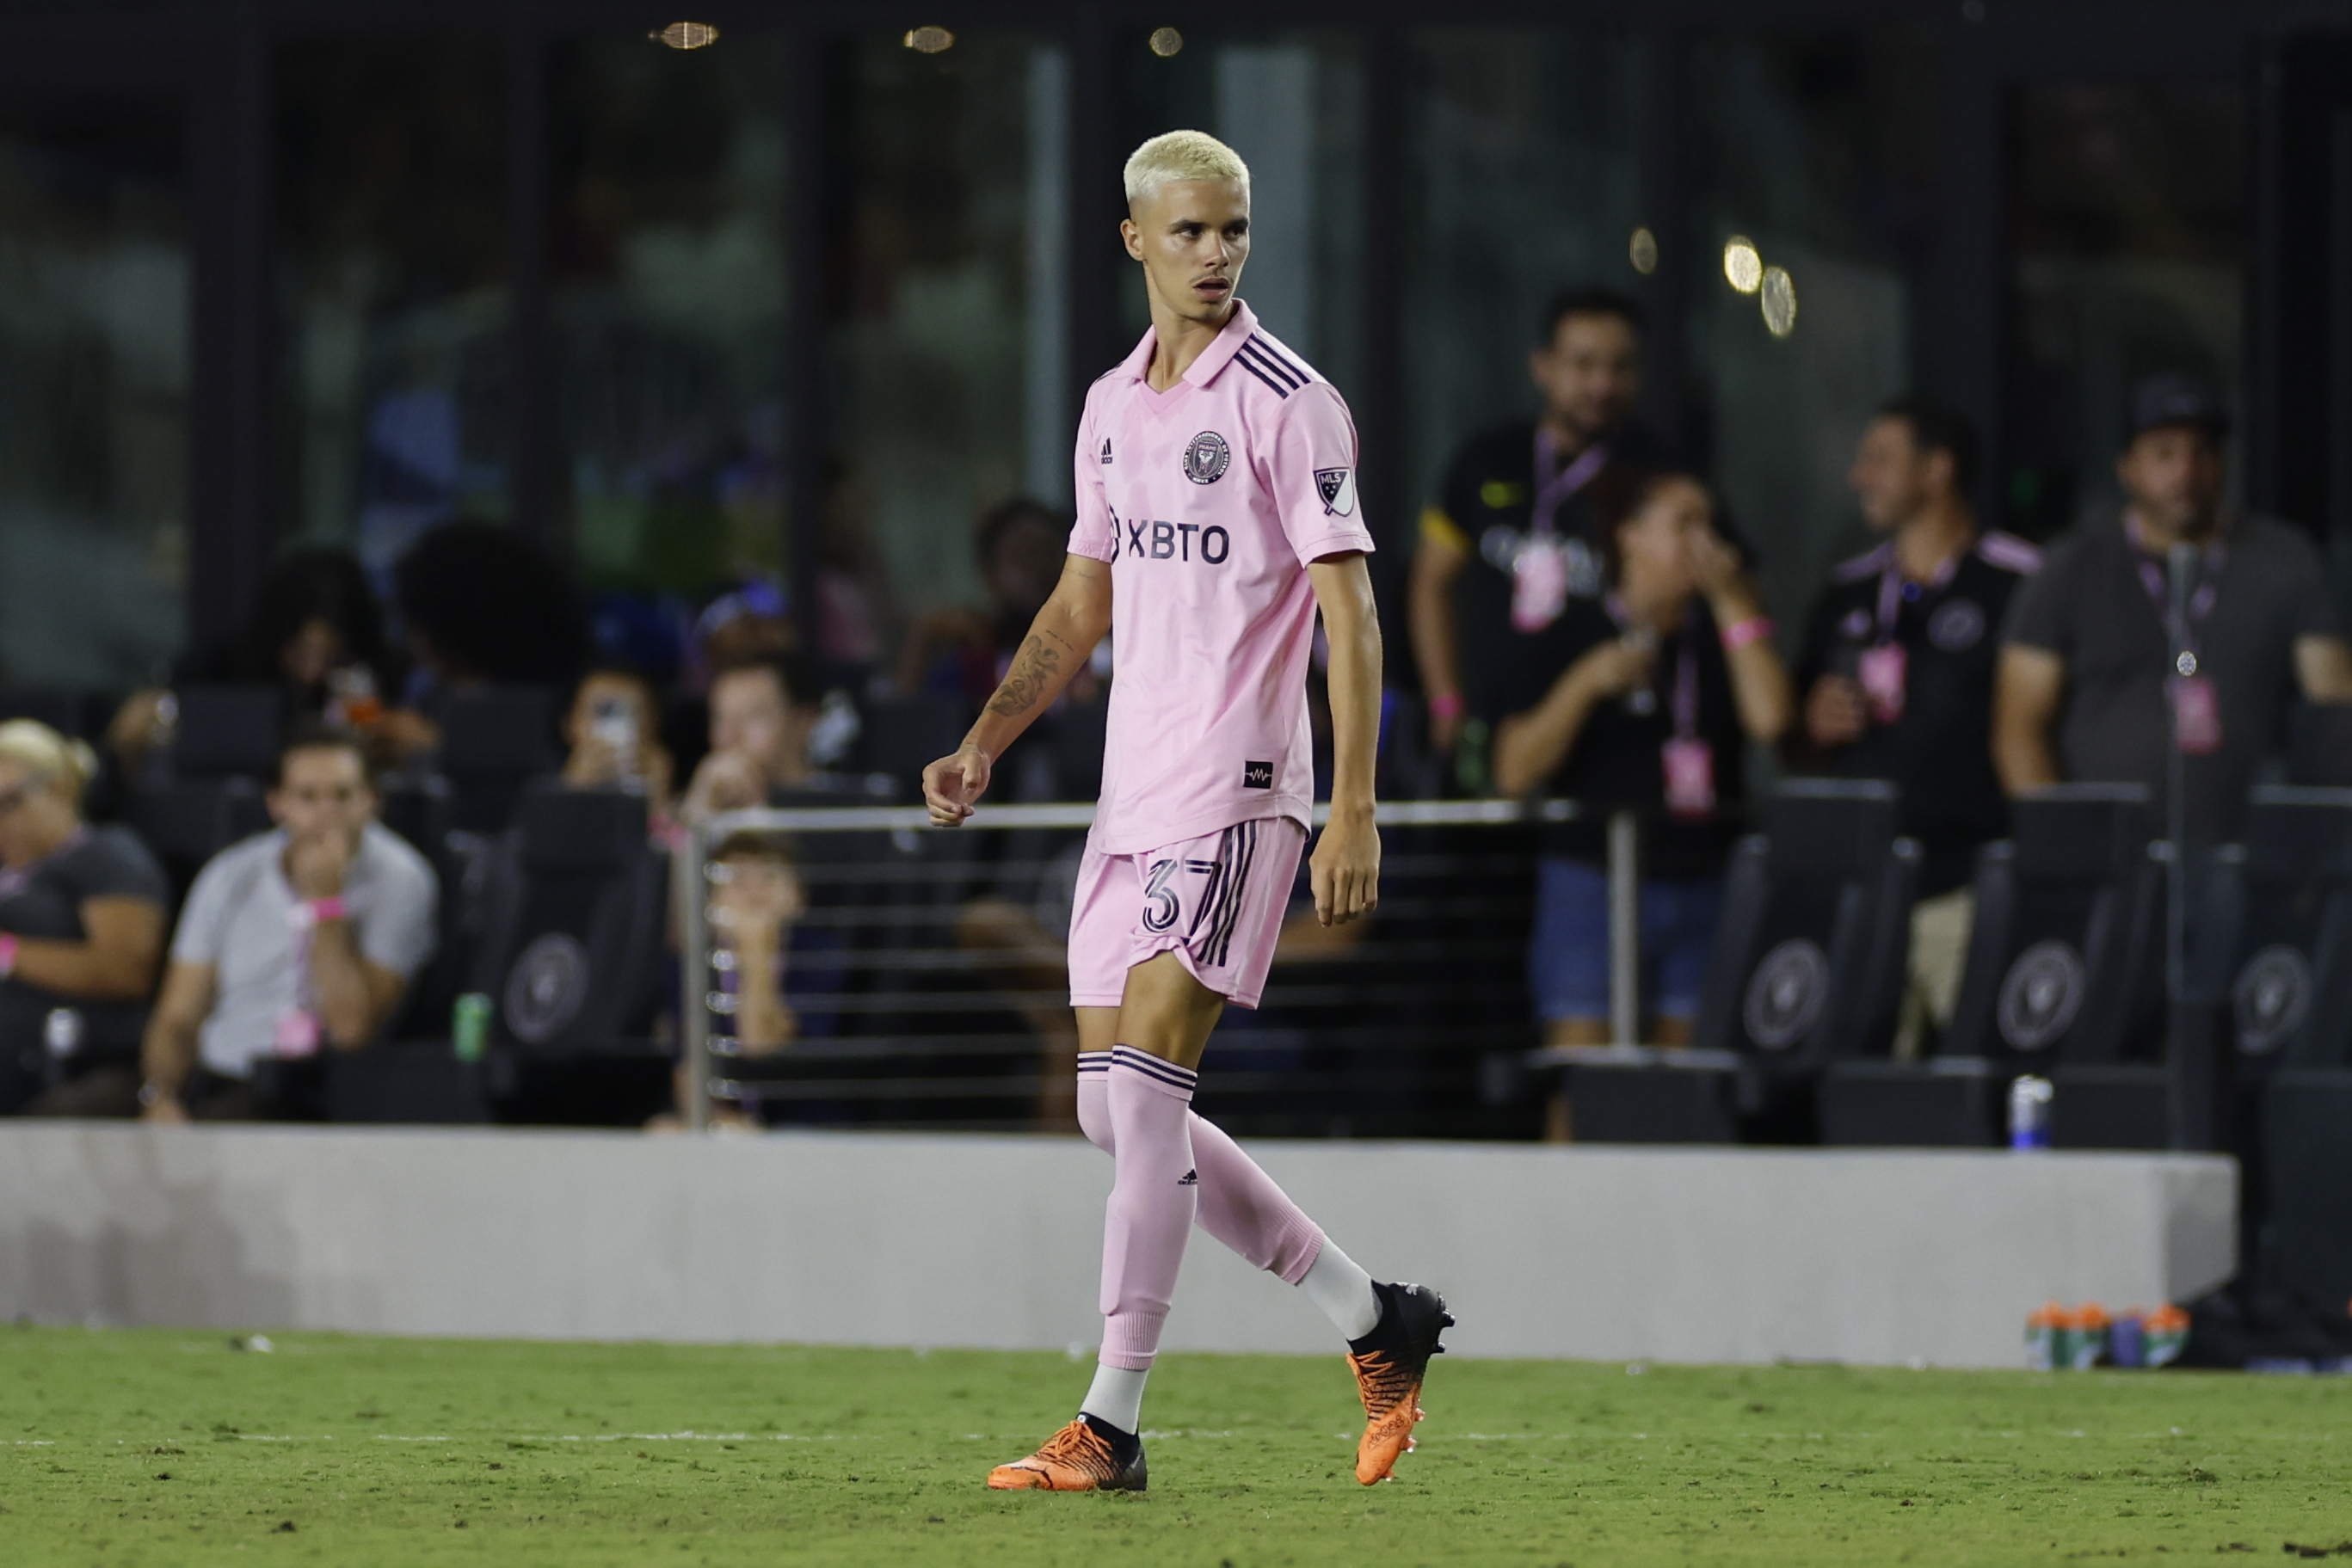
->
[1067,816,1308,1011]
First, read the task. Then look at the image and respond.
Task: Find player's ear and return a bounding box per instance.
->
[1119,217,1144,261]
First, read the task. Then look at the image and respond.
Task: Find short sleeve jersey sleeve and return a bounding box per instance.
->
[2272,526,2341,641]
[169,840,258,967]
[1260,382,1374,566]
[2001,533,2087,655]
[55,828,169,907]
[1068,396,1118,564]
[355,829,439,980]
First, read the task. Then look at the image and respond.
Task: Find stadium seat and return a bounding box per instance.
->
[437,686,560,833]
[0,686,102,739]
[169,684,282,778]
[130,775,272,897]
[470,786,666,1058]
[1561,780,1918,1143]
[853,692,969,795]
[1821,784,2171,1148]
[323,1045,491,1124]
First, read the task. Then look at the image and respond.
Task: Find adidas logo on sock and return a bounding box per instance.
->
[1177,1169,1198,1186]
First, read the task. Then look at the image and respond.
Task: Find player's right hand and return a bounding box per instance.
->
[921,744,993,827]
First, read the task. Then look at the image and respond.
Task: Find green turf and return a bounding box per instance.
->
[2,1326,2348,1565]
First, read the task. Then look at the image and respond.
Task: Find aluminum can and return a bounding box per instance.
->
[2009,1074,2053,1150]
[42,1008,82,1059]
[453,993,493,1062]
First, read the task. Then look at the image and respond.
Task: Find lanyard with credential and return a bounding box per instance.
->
[1860,549,1961,724]
[2124,513,2224,657]
[2125,512,2226,755]
[1514,430,1615,632]
[1530,427,1614,538]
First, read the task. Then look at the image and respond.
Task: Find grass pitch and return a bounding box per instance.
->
[3,1327,2348,1565]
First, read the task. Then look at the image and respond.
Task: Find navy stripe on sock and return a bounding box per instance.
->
[1077,1051,1112,1074]
[1111,1047,1198,1091]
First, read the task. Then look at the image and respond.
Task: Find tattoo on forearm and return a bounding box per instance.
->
[986,634,1067,717]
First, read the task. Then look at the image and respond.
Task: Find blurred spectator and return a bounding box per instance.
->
[377,521,591,762]
[654,827,807,1132]
[693,575,796,677]
[1995,374,2352,839]
[894,499,1077,706]
[138,723,438,1122]
[108,546,392,777]
[1792,397,2040,1055]
[1485,469,1792,1048]
[0,723,169,1116]
[1411,288,1670,774]
[678,649,833,823]
[813,458,896,684]
[561,663,678,828]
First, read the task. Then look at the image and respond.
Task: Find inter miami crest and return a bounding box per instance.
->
[1315,466,1357,516]
[1184,431,1230,484]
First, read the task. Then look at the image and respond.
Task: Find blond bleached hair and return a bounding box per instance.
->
[0,719,95,805]
[1123,130,1249,205]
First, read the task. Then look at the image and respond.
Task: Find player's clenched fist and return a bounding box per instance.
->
[921,744,993,827]
[1308,810,1381,927]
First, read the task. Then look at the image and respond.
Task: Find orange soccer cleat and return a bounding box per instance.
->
[1346,1281,1453,1485]
[985,1416,1148,1492]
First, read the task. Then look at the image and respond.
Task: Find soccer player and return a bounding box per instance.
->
[922,130,1450,1493]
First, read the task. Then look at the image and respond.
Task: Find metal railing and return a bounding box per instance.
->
[675,797,1641,1134]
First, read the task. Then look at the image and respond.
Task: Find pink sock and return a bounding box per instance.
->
[1098,1048,1198,1371]
[1189,1115,1326,1284]
[1077,1051,1325,1287]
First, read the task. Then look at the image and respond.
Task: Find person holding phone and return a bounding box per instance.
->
[1486,467,1791,1061]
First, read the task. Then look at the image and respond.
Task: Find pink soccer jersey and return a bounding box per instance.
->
[1068,300,1376,855]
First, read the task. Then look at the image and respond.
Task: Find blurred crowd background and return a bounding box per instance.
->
[0,0,2349,1170]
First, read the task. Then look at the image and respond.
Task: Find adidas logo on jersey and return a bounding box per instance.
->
[1100,438,1113,464]
[1178,1169,1198,1186]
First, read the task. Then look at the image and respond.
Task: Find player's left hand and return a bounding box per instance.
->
[1309,809,1381,927]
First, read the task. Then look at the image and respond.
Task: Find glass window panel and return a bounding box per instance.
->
[1116,30,1367,410]
[1401,28,1647,522]
[0,98,187,689]
[830,31,1066,646]
[2004,82,2245,538]
[550,33,792,597]
[274,38,510,573]
[1684,28,1940,631]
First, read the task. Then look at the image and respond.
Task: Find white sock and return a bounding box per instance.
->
[1298,1239,1381,1341]
[1079,1362,1148,1435]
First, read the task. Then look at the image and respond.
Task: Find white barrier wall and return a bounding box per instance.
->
[0,1124,2235,1368]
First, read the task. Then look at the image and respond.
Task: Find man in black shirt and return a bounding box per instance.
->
[1997,375,2352,838]
[1410,288,1672,784]
[1793,397,2038,1052]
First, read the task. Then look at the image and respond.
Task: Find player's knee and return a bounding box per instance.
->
[1079,1096,1116,1154]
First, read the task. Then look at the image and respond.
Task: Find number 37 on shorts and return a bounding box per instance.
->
[1065,817,1308,1012]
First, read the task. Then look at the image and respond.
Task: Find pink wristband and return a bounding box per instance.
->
[0,933,16,979]
[1721,617,1776,649]
[306,896,348,925]
[1428,692,1465,722]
